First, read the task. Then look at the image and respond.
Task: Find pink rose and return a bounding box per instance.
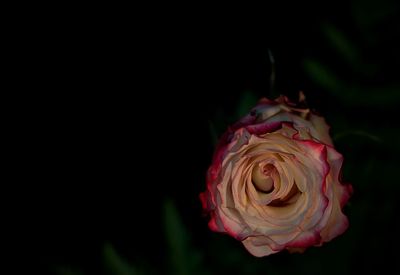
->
[200,95,353,257]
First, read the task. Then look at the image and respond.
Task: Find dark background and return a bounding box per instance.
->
[24,1,400,274]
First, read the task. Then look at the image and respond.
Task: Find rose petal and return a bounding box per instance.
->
[242,236,278,257]
[309,114,333,146]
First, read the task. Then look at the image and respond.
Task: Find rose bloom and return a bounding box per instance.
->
[200,95,353,257]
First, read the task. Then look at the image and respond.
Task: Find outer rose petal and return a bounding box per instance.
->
[242,236,277,257]
[309,114,333,146]
[318,147,353,242]
[208,210,225,232]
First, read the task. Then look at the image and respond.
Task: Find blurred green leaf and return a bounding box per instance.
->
[321,24,378,76]
[103,243,139,275]
[353,85,400,105]
[333,130,382,143]
[303,59,342,92]
[235,90,258,119]
[163,199,205,275]
[322,24,358,64]
[303,58,400,105]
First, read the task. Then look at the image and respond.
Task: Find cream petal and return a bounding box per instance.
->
[318,147,352,241]
[242,236,278,257]
[319,183,349,242]
[285,229,322,248]
[255,104,283,121]
[267,229,303,246]
[309,114,333,146]
[218,206,252,240]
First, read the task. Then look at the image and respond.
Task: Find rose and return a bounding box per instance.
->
[200,95,353,257]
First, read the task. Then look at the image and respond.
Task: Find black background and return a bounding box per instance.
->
[19,2,400,274]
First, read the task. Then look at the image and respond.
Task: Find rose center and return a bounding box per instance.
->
[252,163,276,193]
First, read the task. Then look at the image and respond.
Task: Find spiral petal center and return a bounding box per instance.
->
[252,163,275,193]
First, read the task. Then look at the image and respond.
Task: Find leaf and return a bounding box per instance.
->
[103,243,139,275]
[322,24,359,64]
[303,59,342,92]
[163,199,204,275]
[303,59,400,106]
[333,130,383,143]
[235,90,258,119]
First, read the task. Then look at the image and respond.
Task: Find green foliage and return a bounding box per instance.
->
[333,130,382,143]
[303,59,342,92]
[235,91,258,119]
[103,243,140,275]
[322,24,359,65]
[303,58,400,106]
[304,3,400,107]
[163,199,206,275]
